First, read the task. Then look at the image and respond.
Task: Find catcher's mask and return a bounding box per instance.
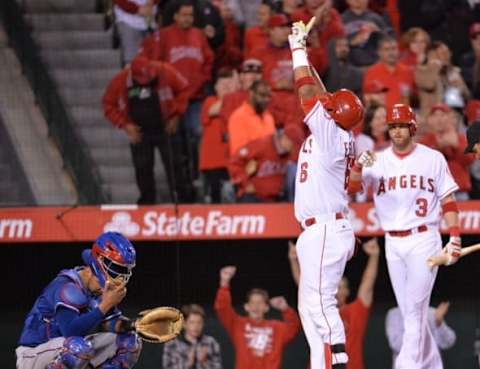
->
[82,231,136,288]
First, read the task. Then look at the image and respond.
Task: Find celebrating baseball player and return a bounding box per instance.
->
[16,232,142,369]
[288,16,364,369]
[348,104,461,369]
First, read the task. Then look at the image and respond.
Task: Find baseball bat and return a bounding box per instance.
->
[427,243,480,267]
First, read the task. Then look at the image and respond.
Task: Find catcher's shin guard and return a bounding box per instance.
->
[46,337,94,369]
[98,333,142,369]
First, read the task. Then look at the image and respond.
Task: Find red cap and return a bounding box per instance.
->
[363,80,388,94]
[268,13,291,28]
[130,56,156,85]
[470,22,480,39]
[429,103,451,115]
[465,100,480,125]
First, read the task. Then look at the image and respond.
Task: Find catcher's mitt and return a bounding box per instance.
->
[134,307,184,343]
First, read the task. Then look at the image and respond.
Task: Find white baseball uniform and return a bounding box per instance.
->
[361,144,458,369]
[295,100,356,369]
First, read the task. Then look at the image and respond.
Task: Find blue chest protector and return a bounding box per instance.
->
[18,268,121,347]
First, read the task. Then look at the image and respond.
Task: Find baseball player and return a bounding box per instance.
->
[348,104,461,369]
[16,232,141,369]
[288,17,365,369]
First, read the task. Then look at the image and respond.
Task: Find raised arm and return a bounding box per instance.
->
[288,17,325,109]
[356,238,380,307]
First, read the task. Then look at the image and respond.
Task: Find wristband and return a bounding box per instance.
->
[295,76,316,90]
[448,226,460,238]
[292,48,309,69]
[442,201,458,214]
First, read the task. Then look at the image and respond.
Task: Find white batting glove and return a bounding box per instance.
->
[357,150,376,168]
[442,237,461,266]
[288,17,316,51]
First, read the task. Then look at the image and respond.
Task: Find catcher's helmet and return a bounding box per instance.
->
[386,103,417,135]
[322,89,364,130]
[82,232,136,288]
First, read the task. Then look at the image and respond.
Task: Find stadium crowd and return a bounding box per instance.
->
[102,0,480,204]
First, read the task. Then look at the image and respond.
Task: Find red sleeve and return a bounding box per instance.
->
[350,298,370,331]
[278,308,301,344]
[228,144,253,187]
[102,71,132,128]
[214,286,238,336]
[201,96,218,127]
[113,0,139,14]
[160,62,190,116]
[451,134,475,166]
[326,9,345,39]
[138,31,162,61]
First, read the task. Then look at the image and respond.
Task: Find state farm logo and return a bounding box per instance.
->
[0,218,32,239]
[104,212,140,237]
[103,210,266,238]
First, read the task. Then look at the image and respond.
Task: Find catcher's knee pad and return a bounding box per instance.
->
[99,333,142,369]
[46,336,94,369]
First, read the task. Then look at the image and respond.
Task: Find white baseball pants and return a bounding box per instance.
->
[385,227,443,369]
[296,215,355,369]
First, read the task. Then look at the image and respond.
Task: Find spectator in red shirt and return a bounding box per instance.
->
[215,265,301,369]
[140,1,215,181]
[362,79,388,108]
[102,55,194,203]
[420,104,475,199]
[363,35,414,108]
[399,27,430,72]
[288,238,381,369]
[243,1,273,58]
[113,0,158,64]
[200,69,237,203]
[228,125,305,202]
[291,0,345,54]
[214,2,243,70]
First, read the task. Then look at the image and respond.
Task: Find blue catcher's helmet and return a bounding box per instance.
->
[82,232,136,288]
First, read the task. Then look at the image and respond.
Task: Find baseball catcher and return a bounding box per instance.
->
[16,232,182,369]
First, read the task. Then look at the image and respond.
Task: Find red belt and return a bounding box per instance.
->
[388,225,428,237]
[304,213,344,227]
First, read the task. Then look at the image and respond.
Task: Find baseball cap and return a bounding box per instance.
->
[241,58,263,73]
[363,80,388,94]
[465,100,480,125]
[470,22,480,39]
[429,103,451,115]
[130,56,156,85]
[464,121,480,153]
[268,13,291,28]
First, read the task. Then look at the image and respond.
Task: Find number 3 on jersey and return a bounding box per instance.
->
[415,197,427,217]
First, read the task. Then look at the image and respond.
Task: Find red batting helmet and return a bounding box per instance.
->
[386,103,417,135]
[322,89,364,130]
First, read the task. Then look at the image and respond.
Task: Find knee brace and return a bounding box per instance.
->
[97,333,142,369]
[46,337,94,369]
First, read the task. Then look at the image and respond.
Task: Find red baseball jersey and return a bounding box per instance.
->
[102,62,189,128]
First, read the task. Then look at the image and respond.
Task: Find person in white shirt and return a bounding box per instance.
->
[348,103,461,369]
[288,16,365,369]
[386,302,456,368]
[114,0,157,64]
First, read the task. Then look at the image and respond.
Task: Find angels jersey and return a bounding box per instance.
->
[294,101,355,222]
[362,144,458,231]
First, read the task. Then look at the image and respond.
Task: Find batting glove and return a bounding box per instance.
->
[288,17,316,51]
[357,150,376,168]
[443,236,461,266]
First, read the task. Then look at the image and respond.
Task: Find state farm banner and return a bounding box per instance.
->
[0,202,479,243]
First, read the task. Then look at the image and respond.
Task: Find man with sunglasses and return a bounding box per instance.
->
[16,232,141,369]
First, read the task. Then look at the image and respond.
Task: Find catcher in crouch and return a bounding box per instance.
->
[17,232,146,369]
